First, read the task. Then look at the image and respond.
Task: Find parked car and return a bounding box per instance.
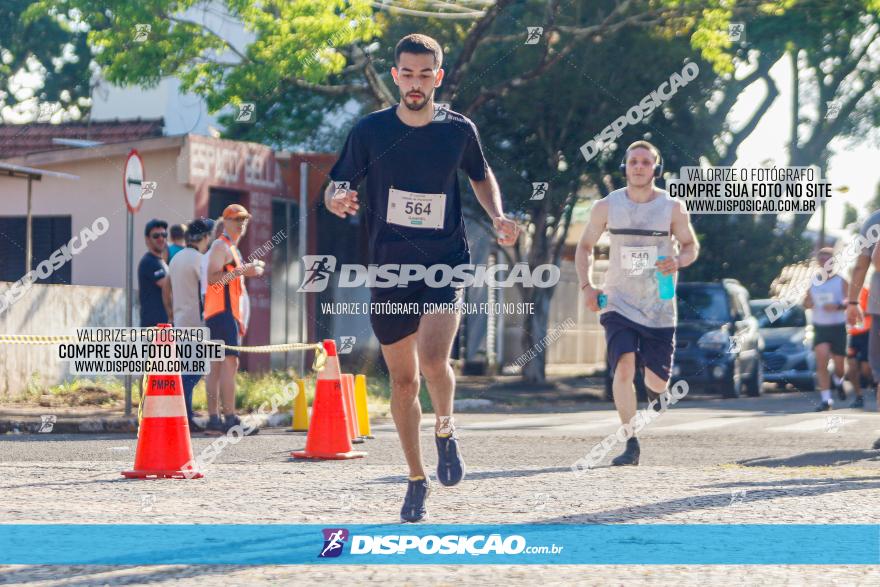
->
[604,279,763,400]
[749,299,815,391]
[671,279,764,397]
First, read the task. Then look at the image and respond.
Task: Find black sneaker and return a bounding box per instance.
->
[611,438,640,466]
[205,415,224,434]
[223,414,259,435]
[400,479,430,523]
[835,382,847,401]
[188,417,204,432]
[815,401,833,412]
[435,432,465,486]
[851,396,865,409]
[873,438,880,450]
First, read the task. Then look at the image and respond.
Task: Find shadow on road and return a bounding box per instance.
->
[538,475,880,524]
[736,449,880,468]
[369,466,573,484]
[0,564,243,587]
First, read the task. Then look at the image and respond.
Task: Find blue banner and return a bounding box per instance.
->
[0,525,877,565]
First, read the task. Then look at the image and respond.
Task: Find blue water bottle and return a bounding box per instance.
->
[656,255,675,300]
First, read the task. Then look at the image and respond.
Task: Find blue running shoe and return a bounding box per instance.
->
[436,432,466,486]
[400,478,430,523]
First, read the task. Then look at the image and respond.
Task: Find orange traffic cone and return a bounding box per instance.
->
[341,373,364,444]
[292,340,366,460]
[123,324,202,479]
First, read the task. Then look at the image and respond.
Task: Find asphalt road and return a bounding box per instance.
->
[1,391,879,585]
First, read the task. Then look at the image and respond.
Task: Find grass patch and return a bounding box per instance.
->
[13,370,392,416]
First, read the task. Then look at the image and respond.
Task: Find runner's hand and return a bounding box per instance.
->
[493,216,519,246]
[243,262,264,277]
[655,256,679,276]
[583,284,601,312]
[327,188,359,219]
[846,303,863,327]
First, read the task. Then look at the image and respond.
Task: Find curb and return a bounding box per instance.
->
[0,412,293,435]
[0,417,139,435]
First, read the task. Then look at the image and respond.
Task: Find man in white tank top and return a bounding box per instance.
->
[803,247,849,411]
[575,141,699,466]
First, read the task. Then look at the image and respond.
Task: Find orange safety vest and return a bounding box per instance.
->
[204,235,246,337]
[848,287,872,335]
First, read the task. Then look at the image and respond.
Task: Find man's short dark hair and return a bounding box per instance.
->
[169,223,187,240]
[144,219,167,237]
[394,34,443,69]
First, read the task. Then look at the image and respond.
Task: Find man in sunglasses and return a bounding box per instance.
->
[138,219,172,327]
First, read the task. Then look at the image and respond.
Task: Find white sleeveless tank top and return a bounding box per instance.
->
[809,275,846,325]
[602,188,678,328]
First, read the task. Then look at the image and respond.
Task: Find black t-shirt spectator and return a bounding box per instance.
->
[138,252,169,326]
[329,105,489,273]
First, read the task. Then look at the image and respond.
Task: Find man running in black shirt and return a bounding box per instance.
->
[327,33,519,522]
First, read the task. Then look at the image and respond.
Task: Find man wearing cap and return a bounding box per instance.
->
[203,204,264,433]
[138,219,171,327]
[166,217,215,431]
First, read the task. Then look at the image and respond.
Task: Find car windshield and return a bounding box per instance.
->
[750,301,807,328]
[677,287,729,322]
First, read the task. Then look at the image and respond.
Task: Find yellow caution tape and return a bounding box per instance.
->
[0,334,72,344]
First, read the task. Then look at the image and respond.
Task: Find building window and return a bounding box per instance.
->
[0,216,72,284]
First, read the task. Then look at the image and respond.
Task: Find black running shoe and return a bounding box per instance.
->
[222,413,259,435]
[611,438,640,466]
[205,415,224,434]
[836,382,847,401]
[815,401,833,412]
[188,417,204,432]
[436,432,465,486]
[851,396,865,409]
[873,438,880,450]
[400,479,430,523]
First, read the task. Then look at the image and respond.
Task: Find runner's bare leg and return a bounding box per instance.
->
[613,352,638,426]
[381,333,425,478]
[417,311,460,434]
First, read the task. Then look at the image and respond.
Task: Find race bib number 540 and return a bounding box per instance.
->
[387,188,446,229]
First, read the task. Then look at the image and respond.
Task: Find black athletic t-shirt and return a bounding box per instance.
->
[138,252,169,327]
[329,105,489,273]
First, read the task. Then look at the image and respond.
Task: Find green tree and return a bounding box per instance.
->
[1,0,94,121]
[843,202,859,227]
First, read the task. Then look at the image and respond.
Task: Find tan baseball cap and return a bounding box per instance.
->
[222,204,251,220]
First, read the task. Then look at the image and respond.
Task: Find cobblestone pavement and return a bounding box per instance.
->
[1,394,879,585]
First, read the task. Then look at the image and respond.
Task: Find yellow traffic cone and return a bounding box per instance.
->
[354,374,374,439]
[292,379,309,432]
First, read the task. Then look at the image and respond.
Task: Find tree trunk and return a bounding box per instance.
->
[521,286,553,383]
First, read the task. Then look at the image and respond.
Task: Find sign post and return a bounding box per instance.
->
[123,150,145,417]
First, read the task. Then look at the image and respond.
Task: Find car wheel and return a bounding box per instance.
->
[745,359,763,397]
[721,362,742,398]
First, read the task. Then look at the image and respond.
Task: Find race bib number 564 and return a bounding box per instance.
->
[387,188,446,229]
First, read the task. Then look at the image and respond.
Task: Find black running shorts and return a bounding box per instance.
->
[370,285,462,346]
